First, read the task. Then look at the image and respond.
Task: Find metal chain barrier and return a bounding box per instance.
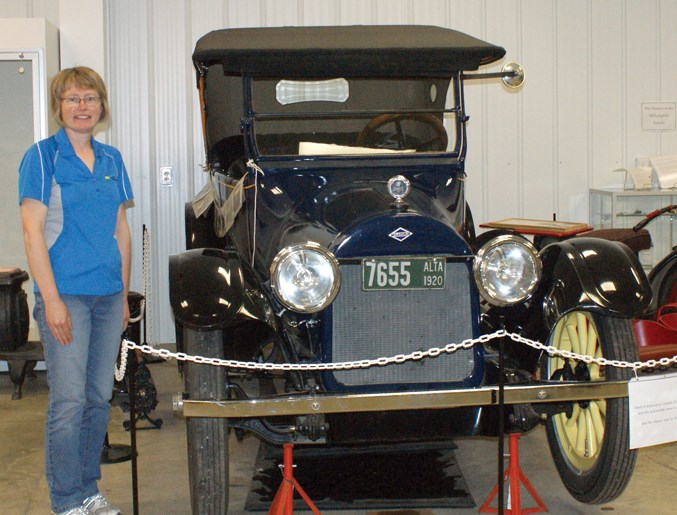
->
[116,348,129,382]
[115,226,149,382]
[115,330,677,382]
[128,226,149,325]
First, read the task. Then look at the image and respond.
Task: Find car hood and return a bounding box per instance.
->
[252,164,467,266]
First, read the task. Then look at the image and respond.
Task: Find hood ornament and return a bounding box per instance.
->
[387,175,411,211]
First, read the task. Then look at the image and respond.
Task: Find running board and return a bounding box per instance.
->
[173,381,628,418]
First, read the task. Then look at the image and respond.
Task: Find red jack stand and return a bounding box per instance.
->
[268,444,321,515]
[478,433,548,515]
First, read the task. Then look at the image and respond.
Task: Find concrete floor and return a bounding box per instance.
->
[2,356,677,515]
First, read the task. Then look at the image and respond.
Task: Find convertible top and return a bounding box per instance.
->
[193,25,506,77]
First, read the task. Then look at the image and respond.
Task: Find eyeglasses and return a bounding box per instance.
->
[61,95,101,106]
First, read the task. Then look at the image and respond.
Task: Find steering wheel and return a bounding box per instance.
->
[356,113,448,151]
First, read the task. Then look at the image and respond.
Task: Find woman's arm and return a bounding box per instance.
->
[20,198,72,345]
[115,203,132,331]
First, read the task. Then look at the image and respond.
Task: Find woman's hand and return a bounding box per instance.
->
[44,296,72,345]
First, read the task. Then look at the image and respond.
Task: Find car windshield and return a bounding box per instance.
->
[251,77,460,157]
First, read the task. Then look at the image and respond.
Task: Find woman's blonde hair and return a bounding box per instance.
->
[50,66,109,126]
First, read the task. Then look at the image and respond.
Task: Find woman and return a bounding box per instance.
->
[18,67,133,515]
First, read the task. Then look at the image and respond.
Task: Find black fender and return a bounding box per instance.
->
[538,237,652,327]
[184,201,230,250]
[169,248,273,330]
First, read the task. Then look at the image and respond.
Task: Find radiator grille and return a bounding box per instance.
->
[329,261,476,387]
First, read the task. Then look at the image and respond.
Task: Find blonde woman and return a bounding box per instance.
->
[19,67,132,515]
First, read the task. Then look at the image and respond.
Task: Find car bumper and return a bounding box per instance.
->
[174,380,628,418]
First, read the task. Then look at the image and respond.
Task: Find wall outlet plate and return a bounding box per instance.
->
[160,166,173,187]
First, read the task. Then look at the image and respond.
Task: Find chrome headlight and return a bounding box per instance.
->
[270,242,341,313]
[473,235,541,306]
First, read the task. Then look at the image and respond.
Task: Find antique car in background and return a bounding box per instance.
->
[168,25,652,513]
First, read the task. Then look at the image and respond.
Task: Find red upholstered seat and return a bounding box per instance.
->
[633,306,677,362]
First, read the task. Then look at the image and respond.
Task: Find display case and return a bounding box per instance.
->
[590,188,677,271]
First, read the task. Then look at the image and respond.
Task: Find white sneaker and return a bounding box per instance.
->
[82,494,121,515]
[52,508,89,515]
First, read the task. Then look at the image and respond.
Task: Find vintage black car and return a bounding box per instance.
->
[169,25,652,513]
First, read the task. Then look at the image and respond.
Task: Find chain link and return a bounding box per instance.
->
[129,226,149,325]
[114,330,677,381]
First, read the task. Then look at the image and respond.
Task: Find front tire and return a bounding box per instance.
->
[543,311,637,504]
[184,327,229,514]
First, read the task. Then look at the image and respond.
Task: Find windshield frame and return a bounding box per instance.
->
[242,74,467,161]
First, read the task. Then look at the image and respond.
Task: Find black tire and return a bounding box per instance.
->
[542,311,638,504]
[184,327,229,514]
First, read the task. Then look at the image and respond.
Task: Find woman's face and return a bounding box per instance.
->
[59,85,102,135]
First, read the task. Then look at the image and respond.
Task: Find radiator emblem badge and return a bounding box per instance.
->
[388,227,413,242]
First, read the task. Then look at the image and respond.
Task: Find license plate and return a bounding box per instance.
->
[362,257,445,291]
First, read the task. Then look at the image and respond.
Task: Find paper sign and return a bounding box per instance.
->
[650,155,677,189]
[627,166,653,190]
[191,181,215,219]
[628,373,677,449]
[642,102,676,131]
[213,175,245,237]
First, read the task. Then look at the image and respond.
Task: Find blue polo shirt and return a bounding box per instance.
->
[18,128,134,295]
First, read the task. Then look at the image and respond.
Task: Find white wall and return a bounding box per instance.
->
[0,0,105,76]
[2,0,677,344]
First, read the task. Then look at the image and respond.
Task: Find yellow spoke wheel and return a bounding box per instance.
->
[543,311,638,504]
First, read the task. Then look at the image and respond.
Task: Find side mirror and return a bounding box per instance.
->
[501,62,525,89]
[462,62,526,89]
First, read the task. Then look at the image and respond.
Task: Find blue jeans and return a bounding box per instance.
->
[35,292,123,513]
